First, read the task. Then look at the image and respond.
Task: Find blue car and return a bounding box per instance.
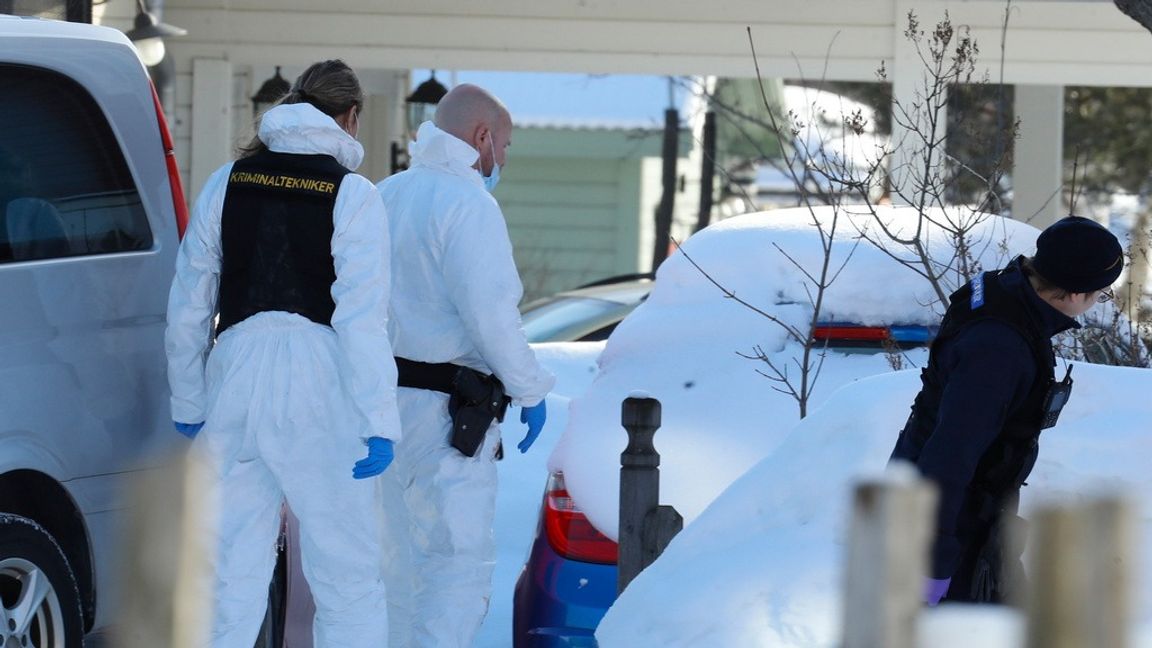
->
[512,323,937,646]
[513,471,618,647]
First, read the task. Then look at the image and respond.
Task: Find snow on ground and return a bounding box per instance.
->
[594,363,1152,647]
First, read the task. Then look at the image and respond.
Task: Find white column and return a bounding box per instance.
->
[1013,84,1065,227]
[358,70,410,182]
[190,58,233,198]
[888,7,948,206]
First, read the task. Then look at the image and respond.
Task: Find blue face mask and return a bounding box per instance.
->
[481,137,501,193]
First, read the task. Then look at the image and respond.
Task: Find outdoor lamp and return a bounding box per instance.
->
[391,70,449,174]
[125,0,186,67]
[252,66,292,117]
[405,70,448,132]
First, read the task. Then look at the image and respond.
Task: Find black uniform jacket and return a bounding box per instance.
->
[890,257,1078,578]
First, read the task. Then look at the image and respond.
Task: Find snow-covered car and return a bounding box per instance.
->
[0,16,188,647]
[594,363,1152,647]
[512,205,1044,647]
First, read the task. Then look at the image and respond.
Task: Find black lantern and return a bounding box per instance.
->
[391,70,450,174]
[251,66,292,117]
[125,0,186,67]
[405,70,449,133]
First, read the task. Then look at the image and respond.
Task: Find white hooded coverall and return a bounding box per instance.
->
[376,121,555,648]
[166,102,401,648]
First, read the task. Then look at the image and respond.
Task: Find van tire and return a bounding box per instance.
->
[0,514,84,648]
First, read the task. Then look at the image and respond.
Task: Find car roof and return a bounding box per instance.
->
[0,17,147,96]
[552,279,653,306]
[0,14,133,45]
[0,15,179,249]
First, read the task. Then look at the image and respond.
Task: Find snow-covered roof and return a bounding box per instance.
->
[515,116,666,131]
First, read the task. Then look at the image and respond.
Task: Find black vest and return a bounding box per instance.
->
[897,263,1056,505]
[216,150,350,336]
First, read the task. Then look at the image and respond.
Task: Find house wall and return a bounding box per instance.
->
[499,126,698,301]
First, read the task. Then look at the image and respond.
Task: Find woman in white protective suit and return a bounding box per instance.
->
[165,60,400,648]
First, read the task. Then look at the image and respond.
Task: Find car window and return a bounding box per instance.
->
[576,322,621,342]
[521,296,636,343]
[0,63,152,263]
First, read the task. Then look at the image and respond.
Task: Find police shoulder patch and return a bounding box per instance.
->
[970,272,986,309]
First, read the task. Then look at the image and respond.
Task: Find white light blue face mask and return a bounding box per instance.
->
[481,136,501,193]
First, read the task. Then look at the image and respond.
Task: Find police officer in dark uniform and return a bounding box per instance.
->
[890,215,1124,605]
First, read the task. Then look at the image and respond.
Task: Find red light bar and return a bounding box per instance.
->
[811,326,890,341]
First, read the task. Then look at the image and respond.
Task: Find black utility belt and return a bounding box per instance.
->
[395,357,511,457]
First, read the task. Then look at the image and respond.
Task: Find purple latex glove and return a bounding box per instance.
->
[924,577,951,606]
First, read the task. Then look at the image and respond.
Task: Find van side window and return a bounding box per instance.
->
[0,64,153,263]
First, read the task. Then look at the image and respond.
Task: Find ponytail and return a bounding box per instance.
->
[239,59,363,158]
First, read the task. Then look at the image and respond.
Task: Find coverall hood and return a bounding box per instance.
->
[407,120,485,188]
[260,102,365,170]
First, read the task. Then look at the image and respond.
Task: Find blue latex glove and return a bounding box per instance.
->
[924,577,951,606]
[174,421,204,439]
[353,437,394,479]
[517,400,547,453]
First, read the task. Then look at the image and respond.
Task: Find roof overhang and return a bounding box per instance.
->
[164,0,1152,87]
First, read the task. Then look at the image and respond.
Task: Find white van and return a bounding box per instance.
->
[0,15,186,647]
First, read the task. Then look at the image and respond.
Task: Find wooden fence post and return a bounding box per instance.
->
[1025,496,1135,648]
[618,396,683,594]
[114,451,216,648]
[841,478,937,648]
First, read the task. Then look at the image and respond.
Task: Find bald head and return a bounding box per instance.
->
[434,83,512,175]
[434,84,509,141]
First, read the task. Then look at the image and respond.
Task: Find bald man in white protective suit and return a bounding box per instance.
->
[376,84,555,648]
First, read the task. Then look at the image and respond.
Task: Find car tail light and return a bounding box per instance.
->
[543,472,618,564]
[149,82,190,239]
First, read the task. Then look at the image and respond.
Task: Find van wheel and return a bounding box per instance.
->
[0,515,83,648]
